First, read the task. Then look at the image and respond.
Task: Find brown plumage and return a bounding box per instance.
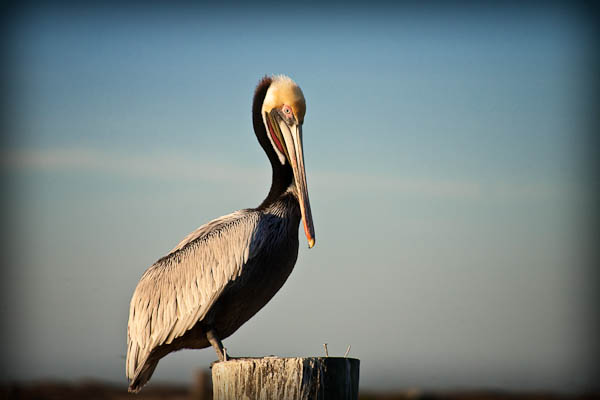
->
[126,75,315,392]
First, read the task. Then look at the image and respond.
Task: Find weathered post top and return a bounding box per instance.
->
[211,357,360,400]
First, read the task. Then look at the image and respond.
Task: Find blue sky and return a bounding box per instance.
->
[1,3,596,393]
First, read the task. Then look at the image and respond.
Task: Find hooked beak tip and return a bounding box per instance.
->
[308,237,315,249]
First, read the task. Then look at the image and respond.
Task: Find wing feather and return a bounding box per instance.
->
[126,210,260,380]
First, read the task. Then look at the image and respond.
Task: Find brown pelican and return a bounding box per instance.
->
[126,75,315,393]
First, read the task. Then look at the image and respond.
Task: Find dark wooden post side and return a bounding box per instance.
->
[211,357,360,400]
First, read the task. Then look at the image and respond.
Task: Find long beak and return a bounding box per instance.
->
[270,110,315,248]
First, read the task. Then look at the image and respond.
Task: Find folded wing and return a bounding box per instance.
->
[126,210,262,382]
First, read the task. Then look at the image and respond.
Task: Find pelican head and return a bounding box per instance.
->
[258,75,315,248]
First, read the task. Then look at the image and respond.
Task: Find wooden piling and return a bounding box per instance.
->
[211,357,360,400]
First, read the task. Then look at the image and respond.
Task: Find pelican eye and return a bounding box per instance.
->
[283,106,292,115]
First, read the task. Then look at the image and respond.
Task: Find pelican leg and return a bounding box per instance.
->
[206,329,226,361]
